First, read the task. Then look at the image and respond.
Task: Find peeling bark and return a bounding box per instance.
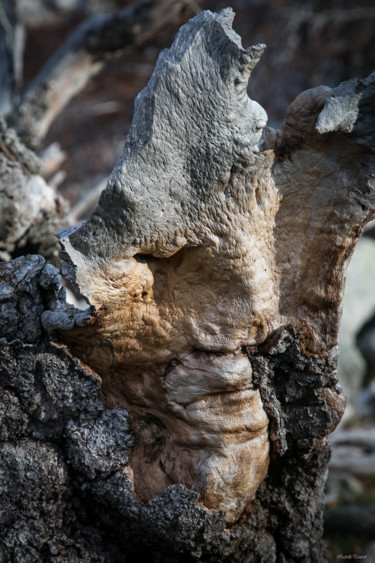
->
[0,257,341,561]
[1,7,375,562]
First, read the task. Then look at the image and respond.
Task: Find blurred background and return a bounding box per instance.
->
[2,0,375,559]
[14,0,375,208]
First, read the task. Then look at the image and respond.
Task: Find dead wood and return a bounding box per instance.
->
[1,7,375,562]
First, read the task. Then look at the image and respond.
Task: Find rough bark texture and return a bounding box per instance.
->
[0,0,199,263]
[1,7,375,562]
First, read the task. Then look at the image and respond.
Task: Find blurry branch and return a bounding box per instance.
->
[329,427,375,478]
[7,0,202,148]
[0,0,24,114]
[40,142,67,179]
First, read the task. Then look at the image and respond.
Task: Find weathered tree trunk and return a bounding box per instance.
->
[1,8,375,562]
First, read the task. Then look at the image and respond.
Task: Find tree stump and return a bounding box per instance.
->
[1,8,375,562]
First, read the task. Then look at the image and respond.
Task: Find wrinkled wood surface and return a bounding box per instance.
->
[58,8,372,530]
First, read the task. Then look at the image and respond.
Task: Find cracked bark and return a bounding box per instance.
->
[1,7,375,562]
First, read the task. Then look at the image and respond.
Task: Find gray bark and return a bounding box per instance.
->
[1,7,375,562]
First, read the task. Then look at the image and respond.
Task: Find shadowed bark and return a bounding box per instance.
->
[0,117,68,263]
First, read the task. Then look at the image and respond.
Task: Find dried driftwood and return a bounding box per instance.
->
[1,7,375,562]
